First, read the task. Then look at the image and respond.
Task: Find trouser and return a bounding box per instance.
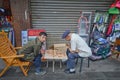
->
[34,54,42,72]
[66,49,79,69]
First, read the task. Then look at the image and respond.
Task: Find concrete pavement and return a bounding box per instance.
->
[0,57,120,80]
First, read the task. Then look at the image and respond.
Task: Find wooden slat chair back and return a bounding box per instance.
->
[111,38,120,59]
[0,30,31,77]
[114,38,120,45]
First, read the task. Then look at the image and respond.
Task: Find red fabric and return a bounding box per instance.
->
[110,0,119,8]
[115,0,120,8]
[106,15,117,36]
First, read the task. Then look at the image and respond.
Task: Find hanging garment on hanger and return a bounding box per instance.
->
[77,16,88,35]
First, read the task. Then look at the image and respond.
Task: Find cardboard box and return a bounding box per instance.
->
[44,43,67,59]
[53,43,67,55]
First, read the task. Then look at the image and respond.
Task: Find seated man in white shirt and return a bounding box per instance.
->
[62,30,92,74]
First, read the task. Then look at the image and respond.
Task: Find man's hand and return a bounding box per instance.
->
[66,43,70,48]
[40,49,45,54]
[68,48,79,53]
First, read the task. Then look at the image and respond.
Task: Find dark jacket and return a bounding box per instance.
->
[18,37,43,61]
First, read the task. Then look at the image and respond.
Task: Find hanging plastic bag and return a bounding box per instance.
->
[114,23,120,31]
[91,26,102,40]
[108,7,120,14]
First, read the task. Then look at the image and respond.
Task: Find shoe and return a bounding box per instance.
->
[64,69,75,74]
[35,70,46,75]
[64,69,70,72]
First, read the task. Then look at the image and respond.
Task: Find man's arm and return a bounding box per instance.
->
[66,43,79,53]
[69,39,80,53]
[68,47,79,53]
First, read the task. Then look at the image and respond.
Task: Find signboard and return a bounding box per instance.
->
[21,30,28,46]
[27,29,45,41]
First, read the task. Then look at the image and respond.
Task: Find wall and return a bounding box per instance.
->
[10,0,31,46]
[0,0,3,7]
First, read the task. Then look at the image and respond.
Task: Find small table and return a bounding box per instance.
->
[44,49,68,72]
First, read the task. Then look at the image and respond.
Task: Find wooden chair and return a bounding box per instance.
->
[0,30,31,77]
[111,38,120,60]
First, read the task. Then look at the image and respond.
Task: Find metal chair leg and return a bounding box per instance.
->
[79,58,84,72]
[88,58,90,68]
[76,57,79,65]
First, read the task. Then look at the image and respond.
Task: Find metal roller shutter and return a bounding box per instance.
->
[30,0,114,47]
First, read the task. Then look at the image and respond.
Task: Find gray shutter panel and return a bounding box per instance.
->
[30,0,114,47]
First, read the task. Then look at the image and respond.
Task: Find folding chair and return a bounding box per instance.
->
[0,30,31,77]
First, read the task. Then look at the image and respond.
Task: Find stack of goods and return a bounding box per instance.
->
[0,8,14,46]
[89,11,111,60]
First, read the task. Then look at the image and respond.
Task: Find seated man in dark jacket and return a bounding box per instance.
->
[18,32,47,75]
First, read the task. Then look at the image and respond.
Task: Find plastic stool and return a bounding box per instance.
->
[76,57,90,72]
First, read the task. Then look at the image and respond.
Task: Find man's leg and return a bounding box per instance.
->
[34,54,46,75]
[34,54,42,73]
[66,48,70,56]
[65,52,79,73]
[62,48,70,63]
